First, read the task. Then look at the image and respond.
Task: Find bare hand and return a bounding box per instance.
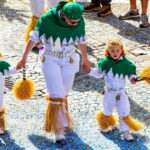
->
[81,60,91,73]
[16,59,26,70]
[131,77,137,84]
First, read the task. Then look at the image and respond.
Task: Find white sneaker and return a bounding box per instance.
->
[0,128,5,135]
[55,129,66,142]
[121,131,134,141]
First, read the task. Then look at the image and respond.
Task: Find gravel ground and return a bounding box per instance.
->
[0,0,150,150]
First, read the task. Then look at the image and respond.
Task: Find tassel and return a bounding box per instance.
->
[139,65,150,84]
[122,116,144,131]
[13,68,35,100]
[45,97,73,133]
[0,108,6,131]
[24,15,39,43]
[67,0,73,2]
[96,112,117,130]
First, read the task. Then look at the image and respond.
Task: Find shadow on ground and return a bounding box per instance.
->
[28,131,93,150]
[0,131,25,149]
[100,128,149,150]
[0,0,28,24]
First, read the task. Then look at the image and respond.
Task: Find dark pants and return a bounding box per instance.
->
[92,0,112,6]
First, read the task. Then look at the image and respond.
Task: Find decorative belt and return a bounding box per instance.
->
[44,50,75,58]
[105,87,124,94]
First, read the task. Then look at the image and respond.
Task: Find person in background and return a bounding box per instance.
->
[84,0,112,17]
[119,0,149,28]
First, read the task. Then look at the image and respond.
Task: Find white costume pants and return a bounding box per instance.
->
[41,53,80,98]
[0,67,17,109]
[30,0,62,17]
[103,90,130,132]
[41,52,79,128]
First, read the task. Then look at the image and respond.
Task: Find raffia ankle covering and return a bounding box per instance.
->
[45,97,73,133]
[24,15,39,43]
[122,115,144,131]
[96,112,117,130]
[0,107,6,130]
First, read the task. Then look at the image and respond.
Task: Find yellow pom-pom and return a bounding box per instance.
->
[140,65,150,84]
[13,79,35,100]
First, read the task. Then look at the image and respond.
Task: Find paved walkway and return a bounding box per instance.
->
[0,0,150,150]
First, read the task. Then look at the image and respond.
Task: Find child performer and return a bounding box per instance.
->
[0,53,18,135]
[89,40,144,141]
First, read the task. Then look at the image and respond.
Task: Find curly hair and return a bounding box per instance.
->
[104,39,126,57]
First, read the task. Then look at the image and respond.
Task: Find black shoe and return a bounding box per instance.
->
[56,139,67,145]
[97,5,112,17]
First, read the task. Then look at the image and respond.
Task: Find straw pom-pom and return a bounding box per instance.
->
[140,65,150,84]
[13,79,35,100]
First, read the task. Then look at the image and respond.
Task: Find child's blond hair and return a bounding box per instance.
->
[105,39,126,57]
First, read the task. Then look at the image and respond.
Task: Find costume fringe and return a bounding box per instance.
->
[13,79,35,100]
[122,116,144,131]
[0,53,3,59]
[96,112,117,130]
[45,97,72,133]
[0,108,6,130]
[24,15,39,43]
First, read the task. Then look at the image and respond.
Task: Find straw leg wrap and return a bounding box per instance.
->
[45,97,72,133]
[0,108,6,131]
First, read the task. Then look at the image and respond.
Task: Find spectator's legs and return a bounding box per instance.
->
[130,0,137,10]
[97,0,112,17]
[119,0,139,20]
[84,0,101,12]
[140,0,149,28]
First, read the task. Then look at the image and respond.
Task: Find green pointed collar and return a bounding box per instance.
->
[34,2,85,44]
[98,56,136,77]
[0,60,10,74]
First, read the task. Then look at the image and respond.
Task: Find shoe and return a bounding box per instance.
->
[119,9,139,20]
[56,139,67,145]
[84,3,101,12]
[121,131,134,141]
[97,5,112,17]
[0,128,5,135]
[139,14,149,28]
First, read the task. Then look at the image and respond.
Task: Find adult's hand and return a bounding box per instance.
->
[16,59,26,70]
[81,59,91,73]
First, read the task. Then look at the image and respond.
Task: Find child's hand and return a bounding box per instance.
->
[131,77,137,84]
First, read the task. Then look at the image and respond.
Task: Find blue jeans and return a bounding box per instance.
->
[92,0,112,6]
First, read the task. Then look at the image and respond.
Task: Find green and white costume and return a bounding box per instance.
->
[30,2,85,134]
[89,56,137,132]
[0,60,17,109]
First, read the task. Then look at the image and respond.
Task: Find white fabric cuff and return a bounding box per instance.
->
[29,30,39,43]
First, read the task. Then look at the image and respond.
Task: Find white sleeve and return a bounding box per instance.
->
[4,66,18,77]
[88,67,103,79]
[128,74,137,81]
[29,30,40,43]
